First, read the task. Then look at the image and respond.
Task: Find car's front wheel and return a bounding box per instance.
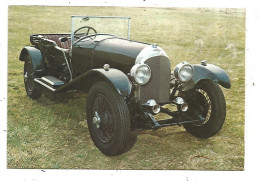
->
[182,80,226,138]
[86,81,137,156]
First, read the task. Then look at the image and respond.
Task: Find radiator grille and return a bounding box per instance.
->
[139,56,171,104]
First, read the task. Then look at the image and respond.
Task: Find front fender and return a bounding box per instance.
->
[57,68,132,97]
[180,64,231,91]
[88,68,132,96]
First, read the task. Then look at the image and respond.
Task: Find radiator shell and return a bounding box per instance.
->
[139,55,171,104]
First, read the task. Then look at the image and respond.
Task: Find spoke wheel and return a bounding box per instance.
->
[86,81,137,156]
[23,55,42,99]
[92,94,115,143]
[24,61,34,91]
[186,89,212,125]
[182,80,226,138]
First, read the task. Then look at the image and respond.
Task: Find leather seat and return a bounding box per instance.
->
[42,34,71,49]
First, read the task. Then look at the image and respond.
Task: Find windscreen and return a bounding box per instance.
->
[71,16,131,44]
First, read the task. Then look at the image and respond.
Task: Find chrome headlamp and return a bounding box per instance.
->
[130,64,151,85]
[174,62,194,82]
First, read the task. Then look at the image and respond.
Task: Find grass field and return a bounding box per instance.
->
[7,6,245,170]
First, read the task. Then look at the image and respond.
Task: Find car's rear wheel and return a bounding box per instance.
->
[23,54,42,99]
[86,81,137,156]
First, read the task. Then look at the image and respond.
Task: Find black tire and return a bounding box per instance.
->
[86,81,137,156]
[23,55,42,99]
[183,80,226,138]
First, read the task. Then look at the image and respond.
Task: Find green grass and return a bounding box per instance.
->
[7,6,245,170]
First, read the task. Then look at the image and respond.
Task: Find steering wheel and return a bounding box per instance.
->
[73,26,97,39]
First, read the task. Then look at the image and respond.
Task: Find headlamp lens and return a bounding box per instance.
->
[174,62,193,82]
[131,64,151,85]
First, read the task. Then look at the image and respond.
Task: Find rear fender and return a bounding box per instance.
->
[180,64,231,91]
[62,68,132,97]
[19,46,44,71]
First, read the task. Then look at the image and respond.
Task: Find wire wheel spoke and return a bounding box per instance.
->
[92,94,115,143]
[185,88,212,126]
[194,89,212,125]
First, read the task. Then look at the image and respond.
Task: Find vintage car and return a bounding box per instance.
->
[19,16,231,156]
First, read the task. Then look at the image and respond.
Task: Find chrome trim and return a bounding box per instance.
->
[175,97,185,105]
[93,111,101,128]
[135,51,171,104]
[71,15,131,19]
[56,46,73,81]
[142,99,161,114]
[71,16,74,47]
[128,18,131,39]
[24,72,28,80]
[147,99,160,114]
[135,45,168,64]
[201,60,207,66]
[63,50,73,81]
[130,64,151,85]
[34,78,56,92]
[181,103,188,112]
[41,76,64,86]
[174,62,193,82]
[147,99,157,106]
[174,97,188,112]
[103,64,110,71]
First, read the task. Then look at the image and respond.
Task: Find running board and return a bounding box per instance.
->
[34,76,65,92]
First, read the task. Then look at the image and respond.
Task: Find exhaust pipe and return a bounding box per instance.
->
[143,99,161,114]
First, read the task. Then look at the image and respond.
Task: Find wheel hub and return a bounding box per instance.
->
[186,89,211,125]
[24,72,28,81]
[93,111,101,128]
[92,94,115,143]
